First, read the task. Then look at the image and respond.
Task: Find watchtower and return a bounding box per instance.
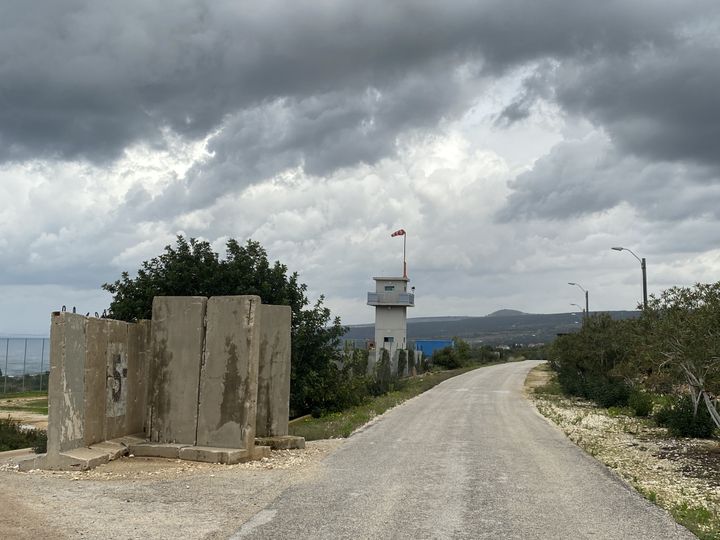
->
[367,276,414,360]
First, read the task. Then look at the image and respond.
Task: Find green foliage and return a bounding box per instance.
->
[656,395,715,438]
[103,235,351,417]
[432,345,465,369]
[628,390,653,417]
[636,282,720,429]
[371,348,396,395]
[397,349,407,378]
[0,418,46,452]
[289,365,484,440]
[32,430,47,453]
[407,349,416,375]
[346,348,369,378]
[550,313,635,411]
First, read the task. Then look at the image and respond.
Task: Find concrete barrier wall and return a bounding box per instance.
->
[46,312,151,457]
[43,296,295,468]
[47,312,87,454]
[255,304,292,438]
[197,295,261,449]
[148,296,206,444]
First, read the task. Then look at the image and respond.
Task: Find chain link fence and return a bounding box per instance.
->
[1,337,50,395]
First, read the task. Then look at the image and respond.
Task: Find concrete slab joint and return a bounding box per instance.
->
[27,295,302,471]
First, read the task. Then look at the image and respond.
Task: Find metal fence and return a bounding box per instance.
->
[1,337,50,395]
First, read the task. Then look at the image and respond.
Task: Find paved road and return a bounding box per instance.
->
[233,361,695,539]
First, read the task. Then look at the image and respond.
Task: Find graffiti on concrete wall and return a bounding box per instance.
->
[106,344,127,417]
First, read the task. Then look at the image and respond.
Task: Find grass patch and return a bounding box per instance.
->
[289,365,488,441]
[0,417,47,453]
[0,397,48,415]
[671,502,717,540]
[0,390,48,399]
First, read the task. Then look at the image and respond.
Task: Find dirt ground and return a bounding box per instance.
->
[0,396,48,429]
[0,439,343,539]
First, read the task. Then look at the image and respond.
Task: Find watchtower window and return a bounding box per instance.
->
[384,285,395,291]
[383,336,394,343]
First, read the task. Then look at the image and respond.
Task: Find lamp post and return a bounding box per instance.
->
[568,282,589,319]
[611,247,647,310]
[570,302,584,315]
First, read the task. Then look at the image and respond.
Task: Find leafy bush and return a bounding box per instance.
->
[370,349,395,396]
[32,429,47,454]
[656,395,715,438]
[0,418,46,452]
[432,346,464,369]
[397,349,407,378]
[629,390,653,417]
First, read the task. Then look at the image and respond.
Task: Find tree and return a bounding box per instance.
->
[637,282,720,428]
[103,235,348,417]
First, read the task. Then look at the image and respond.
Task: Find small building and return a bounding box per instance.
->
[414,339,454,357]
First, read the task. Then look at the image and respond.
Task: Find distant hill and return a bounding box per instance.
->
[343,310,640,346]
[487,309,526,317]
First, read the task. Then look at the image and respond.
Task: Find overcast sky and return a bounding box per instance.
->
[2,1,720,335]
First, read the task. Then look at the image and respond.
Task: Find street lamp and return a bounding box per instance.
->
[611,247,647,310]
[568,282,589,318]
[570,302,584,314]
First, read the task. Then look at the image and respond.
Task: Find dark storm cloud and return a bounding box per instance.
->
[1,0,708,168]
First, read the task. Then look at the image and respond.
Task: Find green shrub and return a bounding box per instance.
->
[0,417,47,452]
[432,346,464,369]
[32,430,47,454]
[656,395,715,438]
[587,377,630,408]
[397,349,407,378]
[629,390,653,417]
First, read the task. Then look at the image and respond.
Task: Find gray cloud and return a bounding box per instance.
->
[1,0,710,169]
[499,133,720,222]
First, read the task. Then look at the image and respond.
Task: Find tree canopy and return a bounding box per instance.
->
[103,235,347,416]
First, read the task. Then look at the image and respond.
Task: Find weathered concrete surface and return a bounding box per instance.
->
[235,361,697,540]
[255,304,292,438]
[128,442,189,459]
[47,312,86,457]
[105,319,131,440]
[127,319,151,435]
[83,317,107,446]
[148,296,207,444]
[196,296,260,449]
[255,435,305,450]
[179,446,248,464]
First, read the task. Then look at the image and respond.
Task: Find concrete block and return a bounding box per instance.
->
[127,320,151,435]
[178,446,249,464]
[84,317,108,446]
[47,312,86,455]
[112,434,147,447]
[255,304,292,438]
[255,435,305,450]
[252,445,271,460]
[88,440,128,461]
[148,296,207,444]
[128,442,189,459]
[59,447,111,470]
[105,319,131,440]
[196,296,261,450]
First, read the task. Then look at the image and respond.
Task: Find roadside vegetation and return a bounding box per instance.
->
[290,363,505,440]
[550,281,720,438]
[0,418,46,453]
[529,364,720,540]
[536,280,720,538]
